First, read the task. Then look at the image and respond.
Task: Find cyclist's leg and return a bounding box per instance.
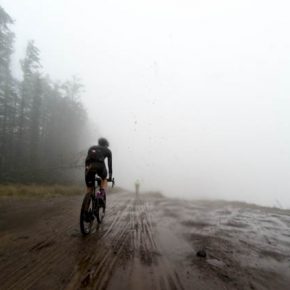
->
[85,166,95,192]
[101,179,108,190]
[97,165,107,192]
[85,167,95,209]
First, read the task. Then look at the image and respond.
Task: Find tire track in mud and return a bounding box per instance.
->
[6,245,71,290]
[0,195,130,290]
[0,201,77,267]
[65,197,135,290]
[66,194,185,290]
[106,195,185,290]
[136,198,185,290]
[0,193,186,290]
[0,217,78,289]
[65,198,134,290]
[2,194,290,290]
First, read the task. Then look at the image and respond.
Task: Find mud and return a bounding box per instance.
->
[0,192,289,289]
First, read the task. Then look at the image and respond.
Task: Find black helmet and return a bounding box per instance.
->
[98,137,109,147]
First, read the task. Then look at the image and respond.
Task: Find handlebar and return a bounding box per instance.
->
[110,178,115,188]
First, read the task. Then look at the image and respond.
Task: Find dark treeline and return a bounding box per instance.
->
[0,6,89,183]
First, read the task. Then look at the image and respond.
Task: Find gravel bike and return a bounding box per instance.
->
[80,177,115,235]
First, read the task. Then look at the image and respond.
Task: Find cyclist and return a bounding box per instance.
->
[85,137,112,196]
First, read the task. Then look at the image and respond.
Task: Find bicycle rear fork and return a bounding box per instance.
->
[95,188,106,204]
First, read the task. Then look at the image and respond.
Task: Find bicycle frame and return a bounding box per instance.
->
[80,177,115,235]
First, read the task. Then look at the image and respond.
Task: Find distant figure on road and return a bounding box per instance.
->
[135,179,140,195]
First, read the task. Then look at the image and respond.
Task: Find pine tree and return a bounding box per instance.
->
[0,6,90,183]
[0,6,15,177]
[18,40,41,169]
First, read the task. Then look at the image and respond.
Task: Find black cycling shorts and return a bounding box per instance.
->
[85,162,107,187]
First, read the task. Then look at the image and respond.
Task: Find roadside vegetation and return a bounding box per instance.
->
[0,184,129,198]
[0,6,91,184]
[0,184,83,198]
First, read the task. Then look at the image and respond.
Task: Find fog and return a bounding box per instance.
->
[3,0,290,208]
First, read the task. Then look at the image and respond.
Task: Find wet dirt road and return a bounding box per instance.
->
[0,191,290,290]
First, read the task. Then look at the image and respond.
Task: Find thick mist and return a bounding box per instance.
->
[3,0,290,208]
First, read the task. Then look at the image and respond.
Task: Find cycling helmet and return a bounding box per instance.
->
[98,137,109,147]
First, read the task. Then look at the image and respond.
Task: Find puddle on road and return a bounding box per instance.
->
[207,258,226,268]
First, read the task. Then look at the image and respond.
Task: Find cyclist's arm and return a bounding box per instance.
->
[85,155,91,167]
[85,147,93,167]
[107,150,112,177]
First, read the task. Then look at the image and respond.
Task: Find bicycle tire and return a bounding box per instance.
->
[80,192,94,235]
[95,197,106,224]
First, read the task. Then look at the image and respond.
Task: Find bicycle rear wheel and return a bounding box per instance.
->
[80,192,94,235]
[95,197,105,224]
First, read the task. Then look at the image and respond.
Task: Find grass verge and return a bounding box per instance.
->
[0,184,83,198]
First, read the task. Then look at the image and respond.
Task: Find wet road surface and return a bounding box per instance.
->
[0,192,290,289]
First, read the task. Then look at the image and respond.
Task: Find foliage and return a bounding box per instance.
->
[0,6,89,183]
[0,184,83,198]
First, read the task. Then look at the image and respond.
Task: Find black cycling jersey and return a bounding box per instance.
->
[85,145,112,175]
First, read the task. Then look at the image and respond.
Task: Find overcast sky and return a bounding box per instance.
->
[2,0,290,208]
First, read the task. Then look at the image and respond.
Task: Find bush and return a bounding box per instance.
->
[0,184,83,198]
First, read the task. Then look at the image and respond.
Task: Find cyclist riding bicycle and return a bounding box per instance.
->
[85,137,113,196]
